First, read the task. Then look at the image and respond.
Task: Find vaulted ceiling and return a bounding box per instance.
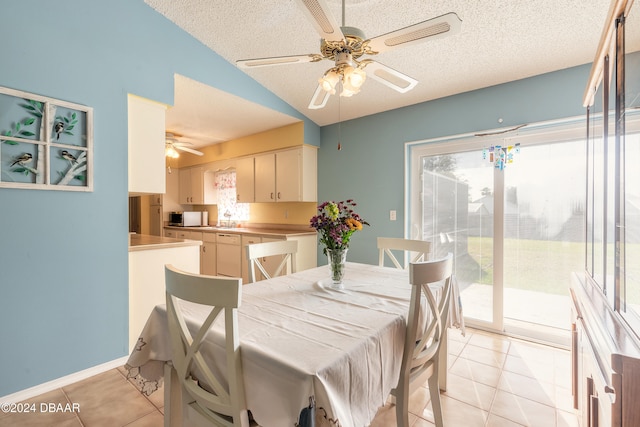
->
[145,0,638,145]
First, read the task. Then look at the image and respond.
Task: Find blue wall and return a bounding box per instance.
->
[316,65,590,265]
[0,0,318,396]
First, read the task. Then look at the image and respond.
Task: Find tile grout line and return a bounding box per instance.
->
[60,386,85,427]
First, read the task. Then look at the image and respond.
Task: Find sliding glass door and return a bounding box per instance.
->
[501,141,585,337]
[409,124,586,343]
[419,150,496,324]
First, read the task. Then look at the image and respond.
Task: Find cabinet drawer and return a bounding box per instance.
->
[177,231,203,240]
[164,229,176,238]
[202,232,217,243]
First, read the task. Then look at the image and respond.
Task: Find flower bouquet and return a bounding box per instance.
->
[310,199,369,286]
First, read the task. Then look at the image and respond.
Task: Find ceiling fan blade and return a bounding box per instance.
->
[362,61,418,93]
[308,84,331,109]
[175,145,204,156]
[295,0,345,42]
[366,12,462,54]
[237,53,323,69]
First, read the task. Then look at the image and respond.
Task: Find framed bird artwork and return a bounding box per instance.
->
[0,85,93,191]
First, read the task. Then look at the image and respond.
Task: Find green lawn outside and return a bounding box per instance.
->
[465,237,584,296]
[465,237,640,302]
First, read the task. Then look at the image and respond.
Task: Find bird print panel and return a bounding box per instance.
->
[0,85,93,191]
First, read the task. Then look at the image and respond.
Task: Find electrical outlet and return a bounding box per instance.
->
[284,209,288,219]
[390,210,397,221]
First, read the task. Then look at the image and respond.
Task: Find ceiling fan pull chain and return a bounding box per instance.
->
[337,94,342,150]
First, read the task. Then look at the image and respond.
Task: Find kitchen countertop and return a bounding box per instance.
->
[164,225,316,238]
[129,233,202,252]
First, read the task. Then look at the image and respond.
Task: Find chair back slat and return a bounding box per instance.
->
[165,264,249,426]
[377,237,431,269]
[246,240,298,283]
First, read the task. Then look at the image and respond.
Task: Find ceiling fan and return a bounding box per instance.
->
[165,132,204,157]
[236,0,461,110]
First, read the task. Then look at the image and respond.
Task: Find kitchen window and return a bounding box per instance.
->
[215,169,249,225]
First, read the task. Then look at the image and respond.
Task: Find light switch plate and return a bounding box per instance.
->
[390,210,397,221]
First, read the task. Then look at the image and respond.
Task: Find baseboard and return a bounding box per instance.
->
[0,356,129,403]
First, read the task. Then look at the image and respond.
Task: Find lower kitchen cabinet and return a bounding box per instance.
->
[201,232,216,276]
[164,227,317,282]
[241,235,262,283]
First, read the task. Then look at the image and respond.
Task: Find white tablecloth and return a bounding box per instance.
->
[126,262,459,427]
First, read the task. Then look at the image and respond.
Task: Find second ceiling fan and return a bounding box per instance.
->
[165,132,204,158]
[237,0,461,110]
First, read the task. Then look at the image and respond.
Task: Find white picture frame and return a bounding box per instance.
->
[0,85,93,191]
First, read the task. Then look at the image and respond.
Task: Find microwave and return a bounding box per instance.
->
[169,211,207,227]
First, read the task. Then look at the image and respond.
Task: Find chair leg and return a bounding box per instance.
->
[395,396,410,427]
[394,383,411,427]
[164,362,183,427]
[427,371,444,427]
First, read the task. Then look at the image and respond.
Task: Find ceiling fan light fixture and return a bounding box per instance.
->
[165,145,180,158]
[319,70,340,94]
[343,66,366,89]
[340,86,358,97]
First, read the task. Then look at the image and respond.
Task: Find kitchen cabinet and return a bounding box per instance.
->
[149,205,162,236]
[242,236,293,283]
[147,194,163,236]
[164,227,317,282]
[235,156,255,203]
[179,167,216,205]
[260,237,290,278]
[201,232,216,276]
[241,235,262,283]
[254,152,276,202]
[242,234,317,283]
[248,146,318,203]
[127,95,166,195]
[176,230,203,241]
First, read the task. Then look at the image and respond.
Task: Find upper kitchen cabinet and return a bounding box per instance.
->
[179,166,216,205]
[235,156,255,203]
[254,146,317,202]
[127,94,167,195]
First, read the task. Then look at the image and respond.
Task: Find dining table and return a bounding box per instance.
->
[125,261,463,427]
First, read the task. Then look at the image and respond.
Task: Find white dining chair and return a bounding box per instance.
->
[246,240,298,283]
[377,237,431,269]
[391,253,453,427]
[163,264,250,427]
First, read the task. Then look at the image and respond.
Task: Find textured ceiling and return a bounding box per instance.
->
[145,0,636,142]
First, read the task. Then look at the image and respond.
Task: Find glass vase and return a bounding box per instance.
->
[326,248,348,289]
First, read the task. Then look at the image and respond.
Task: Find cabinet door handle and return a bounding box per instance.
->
[270,192,274,199]
[237,194,240,201]
[277,192,281,199]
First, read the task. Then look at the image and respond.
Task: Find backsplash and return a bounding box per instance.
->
[191,202,316,226]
